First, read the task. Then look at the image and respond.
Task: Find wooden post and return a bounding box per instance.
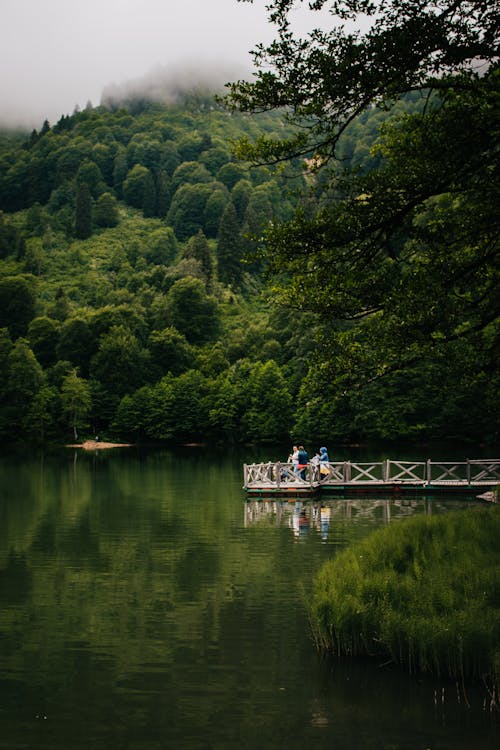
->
[426,459,431,485]
[466,459,470,485]
[344,461,351,483]
[383,459,390,482]
[243,464,248,489]
[276,462,281,489]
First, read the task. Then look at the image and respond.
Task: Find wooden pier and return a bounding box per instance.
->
[243,459,500,498]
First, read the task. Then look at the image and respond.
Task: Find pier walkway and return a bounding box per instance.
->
[243,458,500,497]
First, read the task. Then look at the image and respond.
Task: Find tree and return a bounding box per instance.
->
[31,385,58,443]
[94,192,119,228]
[49,287,70,322]
[231,179,252,223]
[183,230,213,288]
[148,327,195,376]
[142,169,157,218]
[0,275,37,338]
[216,162,247,190]
[57,318,95,377]
[165,277,220,345]
[27,316,60,369]
[25,202,47,235]
[5,338,46,435]
[156,170,172,218]
[177,131,210,162]
[113,149,128,198]
[144,227,178,265]
[242,360,293,442]
[61,368,92,440]
[123,164,149,208]
[167,183,212,241]
[229,1,498,165]
[74,182,92,239]
[0,211,20,259]
[113,386,153,439]
[217,202,244,287]
[200,145,231,175]
[227,0,500,440]
[23,238,44,276]
[241,187,274,261]
[148,370,209,442]
[171,161,212,189]
[203,185,230,238]
[126,136,162,172]
[90,324,148,399]
[76,159,106,198]
[160,140,180,175]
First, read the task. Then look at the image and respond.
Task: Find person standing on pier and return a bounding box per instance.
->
[319,446,330,477]
[297,445,309,480]
[288,445,299,476]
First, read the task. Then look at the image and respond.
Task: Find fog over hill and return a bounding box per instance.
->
[100,62,249,111]
[0,0,336,130]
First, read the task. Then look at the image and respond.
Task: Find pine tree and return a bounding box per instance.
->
[217,202,243,287]
[156,170,172,218]
[184,229,213,289]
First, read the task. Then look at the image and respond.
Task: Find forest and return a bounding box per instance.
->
[0,3,498,450]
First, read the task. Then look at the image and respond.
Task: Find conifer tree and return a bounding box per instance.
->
[184,229,213,289]
[156,170,172,218]
[113,150,128,199]
[217,201,243,287]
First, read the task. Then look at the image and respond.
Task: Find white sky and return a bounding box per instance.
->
[0,0,335,129]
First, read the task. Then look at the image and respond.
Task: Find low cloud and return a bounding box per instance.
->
[101,61,250,110]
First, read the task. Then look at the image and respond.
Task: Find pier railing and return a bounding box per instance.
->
[243,459,500,491]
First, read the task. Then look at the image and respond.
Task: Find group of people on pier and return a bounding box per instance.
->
[287,445,330,480]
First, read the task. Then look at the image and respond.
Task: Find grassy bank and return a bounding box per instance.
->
[310,506,500,688]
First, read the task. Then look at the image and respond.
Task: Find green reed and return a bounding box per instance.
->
[310,506,500,686]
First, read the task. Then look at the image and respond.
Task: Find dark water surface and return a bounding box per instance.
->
[0,446,497,749]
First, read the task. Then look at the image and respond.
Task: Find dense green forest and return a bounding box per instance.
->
[0,51,497,447]
[0,95,314,445]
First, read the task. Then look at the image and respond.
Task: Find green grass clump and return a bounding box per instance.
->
[310,506,500,685]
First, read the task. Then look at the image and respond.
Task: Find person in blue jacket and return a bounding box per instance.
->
[297,445,309,480]
[319,446,330,476]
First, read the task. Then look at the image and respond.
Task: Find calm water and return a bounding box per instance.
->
[0,446,498,750]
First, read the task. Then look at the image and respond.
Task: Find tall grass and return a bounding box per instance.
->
[310,506,500,689]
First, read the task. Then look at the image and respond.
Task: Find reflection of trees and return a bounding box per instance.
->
[1,451,286,688]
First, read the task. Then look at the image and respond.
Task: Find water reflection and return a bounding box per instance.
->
[0,449,497,750]
[244,496,477,545]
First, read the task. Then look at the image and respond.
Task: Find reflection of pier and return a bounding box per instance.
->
[243,459,500,497]
[244,496,478,540]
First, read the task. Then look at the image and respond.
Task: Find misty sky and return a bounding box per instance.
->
[0,0,335,129]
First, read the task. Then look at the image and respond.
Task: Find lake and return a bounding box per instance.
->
[0,445,498,749]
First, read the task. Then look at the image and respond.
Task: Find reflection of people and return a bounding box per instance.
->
[320,505,331,541]
[292,501,309,539]
[297,445,308,480]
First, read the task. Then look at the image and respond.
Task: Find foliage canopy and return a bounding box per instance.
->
[227,0,499,434]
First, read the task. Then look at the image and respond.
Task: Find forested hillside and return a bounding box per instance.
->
[0,83,497,446]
